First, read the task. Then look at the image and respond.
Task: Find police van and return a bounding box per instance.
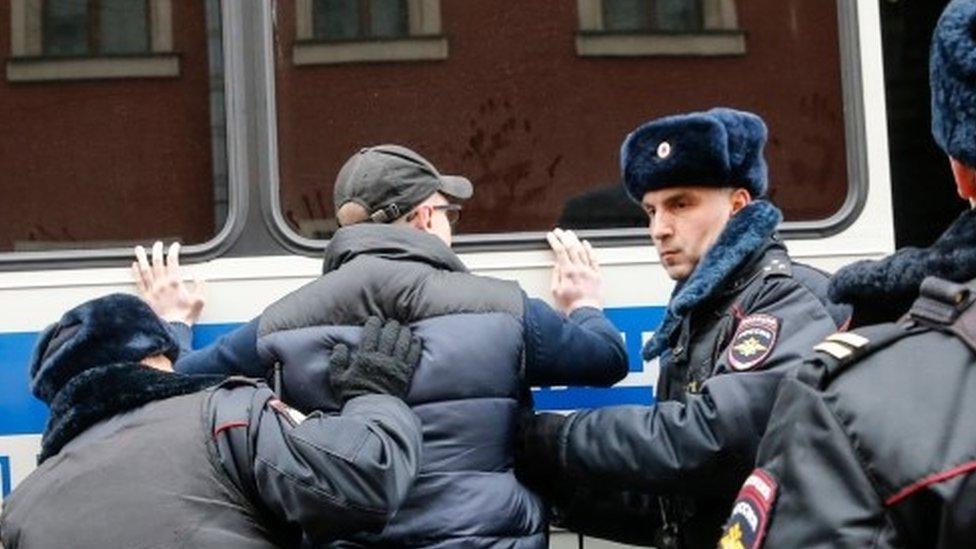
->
[0,1,940,546]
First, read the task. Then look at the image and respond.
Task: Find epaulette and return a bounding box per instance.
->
[796,323,921,389]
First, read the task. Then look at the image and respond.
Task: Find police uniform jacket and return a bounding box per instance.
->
[538,231,845,548]
[0,366,422,548]
[724,276,976,548]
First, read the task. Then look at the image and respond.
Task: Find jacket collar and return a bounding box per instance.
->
[322,224,468,274]
[830,208,976,326]
[40,364,224,463]
[643,200,783,360]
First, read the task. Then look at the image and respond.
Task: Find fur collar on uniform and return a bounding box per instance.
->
[830,208,976,326]
[643,200,782,360]
[322,224,468,274]
[40,364,224,463]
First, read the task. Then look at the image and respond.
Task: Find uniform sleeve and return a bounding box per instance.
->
[523,296,628,387]
[173,317,265,377]
[210,384,423,543]
[556,279,837,497]
[745,376,887,548]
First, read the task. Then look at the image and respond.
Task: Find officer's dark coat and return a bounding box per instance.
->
[726,209,976,548]
[0,364,421,548]
[538,201,844,548]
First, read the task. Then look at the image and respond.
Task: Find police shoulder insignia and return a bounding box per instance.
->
[720,468,778,549]
[727,313,780,371]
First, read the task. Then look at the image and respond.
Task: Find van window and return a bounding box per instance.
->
[0,0,228,254]
[273,0,850,241]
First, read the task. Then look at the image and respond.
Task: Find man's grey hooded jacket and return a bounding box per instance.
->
[173,224,628,547]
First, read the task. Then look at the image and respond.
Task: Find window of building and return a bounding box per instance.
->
[44,0,150,56]
[0,0,229,257]
[293,0,447,65]
[313,0,409,41]
[7,0,178,82]
[603,0,704,32]
[272,0,852,244]
[578,0,745,57]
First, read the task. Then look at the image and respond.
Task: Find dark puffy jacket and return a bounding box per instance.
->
[176,224,627,548]
[0,368,421,548]
[530,237,844,548]
[727,276,976,548]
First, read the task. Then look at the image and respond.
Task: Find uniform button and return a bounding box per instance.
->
[673,345,684,355]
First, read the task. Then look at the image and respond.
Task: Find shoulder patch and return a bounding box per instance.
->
[727,314,780,371]
[268,398,307,426]
[720,468,778,549]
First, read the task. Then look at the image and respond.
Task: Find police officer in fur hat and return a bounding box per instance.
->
[717,2,976,546]
[516,108,847,548]
[0,293,423,548]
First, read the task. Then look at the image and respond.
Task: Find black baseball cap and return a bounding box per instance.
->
[333,145,473,224]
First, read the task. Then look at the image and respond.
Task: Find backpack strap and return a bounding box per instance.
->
[909,276,976,354]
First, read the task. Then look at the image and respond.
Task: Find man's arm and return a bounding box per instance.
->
[521,279,837,497]
[211,318,424,544]
[524,229,627,386]
[133,241,266,377]
[523,298,627,386]
[211,384,422,543]
[171,318,265,376]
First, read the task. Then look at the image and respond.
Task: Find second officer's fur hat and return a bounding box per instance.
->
[931,0,976,167]
[29,293,180,404]
[620,107,768,201]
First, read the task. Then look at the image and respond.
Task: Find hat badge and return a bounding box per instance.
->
[657,141,672,159]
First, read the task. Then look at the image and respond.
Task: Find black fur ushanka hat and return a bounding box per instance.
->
[29,293,179,404]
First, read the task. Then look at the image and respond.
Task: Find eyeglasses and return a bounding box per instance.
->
[431,204,462,227]
[403,203,462,227]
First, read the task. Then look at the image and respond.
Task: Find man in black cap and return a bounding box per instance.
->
[0,293,423,548]
[719,2,976,546]
[516,108,846,548]
[132,144,627,547]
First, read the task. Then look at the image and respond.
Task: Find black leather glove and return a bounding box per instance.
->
[329,316,422,404]
[514,410,568,499]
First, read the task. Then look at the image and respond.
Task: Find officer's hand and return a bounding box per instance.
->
[329,317,422,404]
[132,241,206,326]
[547,228,603,315]
[514,410,568,499]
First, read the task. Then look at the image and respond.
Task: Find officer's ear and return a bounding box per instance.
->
[950,157,976,201]
[729,187,752,215]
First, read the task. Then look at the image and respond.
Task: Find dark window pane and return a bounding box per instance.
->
[370,0,408,38]
[44,0,90,56]
[275,1,850,237]
[315,0,361,40]
[0,1,228,253]
[99,0,150,54]
[604,0,652,32]
[655,0,702,31]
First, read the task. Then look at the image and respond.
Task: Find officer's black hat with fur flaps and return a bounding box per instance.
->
[931,0,976,168]
[620,107,769,201]
[30,293,179,404]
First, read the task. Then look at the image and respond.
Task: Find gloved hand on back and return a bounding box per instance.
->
[329,316,422,404]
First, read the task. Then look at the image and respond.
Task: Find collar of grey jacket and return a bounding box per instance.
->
[322,224,469,275]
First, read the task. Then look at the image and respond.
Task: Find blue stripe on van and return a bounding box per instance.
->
[0,306,663,435]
